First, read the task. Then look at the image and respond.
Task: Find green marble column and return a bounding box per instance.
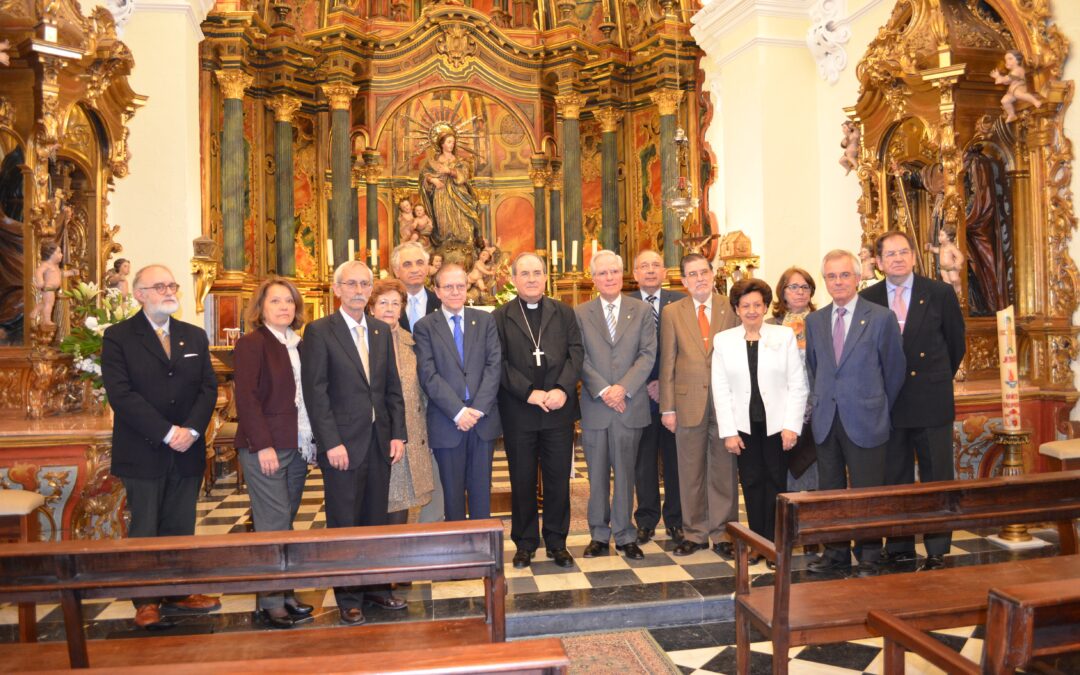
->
[596,107,620,253]
[529,157,548,250]
[651,89,683,267]
[215,70,252,272]
[556,93,585,270]
[325,83,357,268]
[269,95,300,276]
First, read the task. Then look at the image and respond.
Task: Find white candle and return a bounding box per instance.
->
[370,239,378,269]
[347,239,355,262]
[996,305,1021,431]
[551,240,558,268]
[592,239,599,256]
[571,240,579,268]
[326,238,334,266]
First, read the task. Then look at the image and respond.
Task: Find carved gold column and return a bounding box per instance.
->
[556,93,586,272]
[268,95,301,276]
[650,88,682,267]
[324,83,358,269]
[595,107,620,253]
[924,66,965,290]
[528,157,549,250]
[214,69,254,272]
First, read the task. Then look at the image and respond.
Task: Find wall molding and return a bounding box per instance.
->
[132,0,213,37]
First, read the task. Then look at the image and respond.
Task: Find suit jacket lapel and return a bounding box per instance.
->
[902,277,928,342]
[707,295,729,356]
[838,302,870,368]
[462,309,475,368]
[507,299,533,346]
[612,302,635,346]
[590,299,612,345]
[434,312,466,373]
[329,313,369,385]
[135,313,171,366]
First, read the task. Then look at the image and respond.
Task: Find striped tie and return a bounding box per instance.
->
[606,303,617,341]
[646,295,658,326]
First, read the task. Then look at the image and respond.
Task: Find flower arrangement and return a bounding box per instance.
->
[58,282,141,403]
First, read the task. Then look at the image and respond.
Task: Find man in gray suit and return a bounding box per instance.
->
[576,250,657,560]
[804,249,906,577]
[414,264,502,521]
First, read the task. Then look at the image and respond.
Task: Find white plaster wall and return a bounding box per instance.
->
[107,0,208,324]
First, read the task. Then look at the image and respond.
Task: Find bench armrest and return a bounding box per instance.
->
[725,522,776,560]
[866,610,979,675]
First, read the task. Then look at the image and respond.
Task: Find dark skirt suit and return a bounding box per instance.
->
[711,323,808,541]
[233,325,309,611]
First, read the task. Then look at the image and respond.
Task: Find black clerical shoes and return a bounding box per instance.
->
[254,609,295,630]
[852,561,880,578]
[919,555,946,571]
[878,549,918,566]
[636,526,655,545]
[284,599,314,617]
[667,526,685,544]
[712,541,735,560]
[806,557,849,575]
[615,542,645,560]
[672,540,708,557]
[513,549,535,569]
[547,548,574,568]
[583,540,610,558]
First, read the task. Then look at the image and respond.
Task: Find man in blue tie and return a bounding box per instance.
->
[391,242,441,332]
[413,264,502,520]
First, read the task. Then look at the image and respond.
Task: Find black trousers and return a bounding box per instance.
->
[121,453,202,607]
[736,422,786,541]
[883,424,955,557]
[816,414,886,564]
[322,430,391,610]
[504,423,574,551]
[634,408,682,531]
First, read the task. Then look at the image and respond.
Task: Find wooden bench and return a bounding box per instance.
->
[0,488,45,644]
[37,638,571,674]
[726,470,1080,675]
[868,578,1080,674]
[0,519,506,670]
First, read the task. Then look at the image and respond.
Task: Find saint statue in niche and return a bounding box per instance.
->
[964,145,1010,315]
[420,126,481,252]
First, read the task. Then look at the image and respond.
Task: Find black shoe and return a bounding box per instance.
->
[636,526,655,545]
[919,555,946,571]
[672,540,708,557]
[583,540,610,558]
[713,541,735,560]
[765,559,776,570]
[254,609,295,629]
[547,548,574,568]
[284,600,314,617]
[852,561,880,578]
[747,553,764,565]
[615,542,645,560]
[879,550,918,566]
[807,557,850,574]
[667,526,685,544]
[513,549,535,569]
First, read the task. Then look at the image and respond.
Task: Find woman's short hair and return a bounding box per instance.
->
[245,277,305,331]
[729,277,773,311]
[771,266,817,318]
[367,278,408,315]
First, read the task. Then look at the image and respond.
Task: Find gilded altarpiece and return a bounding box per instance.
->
[850,0,1078,476]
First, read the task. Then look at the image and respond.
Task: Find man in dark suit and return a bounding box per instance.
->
[414,264,502,521]
[391,241,440,332]
[494,252,583,569]
[101,264,220,630]
[804,250,905,577]
[862,230,965,571]
[629,249,686,545]
[301,260,408,625]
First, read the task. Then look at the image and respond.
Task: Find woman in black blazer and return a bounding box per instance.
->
[233,277,315,629]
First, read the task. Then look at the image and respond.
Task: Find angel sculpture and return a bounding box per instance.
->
[990,50,1042,123]
[839,121,861,175]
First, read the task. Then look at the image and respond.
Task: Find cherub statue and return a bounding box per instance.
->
[30,240,75,326]
[104,257,131,295]
[397,198,419,243]
[0,40,10,67]
[467,245,497,296]
[412,204,434,250]
[991,50,1042,123]
[858,244,881,289]
[839,121,861,175]
[427,253,443,288]
[926,228,964,297]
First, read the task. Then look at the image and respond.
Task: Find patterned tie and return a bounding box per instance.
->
[832,307,847,363]
[697,303,710,349]
[452,315,470,400]
[606,303,617,341]
[354,325,370,381]
[156,328,171,359]
[645,295,659,326]
[892,287,908,333]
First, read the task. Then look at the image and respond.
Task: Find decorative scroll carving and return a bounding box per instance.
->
[191,236,219,314]
[72,442,126,540]
[806,0,852,85]
[435,25,478,70]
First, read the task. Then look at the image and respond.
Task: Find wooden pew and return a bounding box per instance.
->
[33,638,571,674]
[868,578,1080,674]
[725,470,1080,675]
[0,519,506,670]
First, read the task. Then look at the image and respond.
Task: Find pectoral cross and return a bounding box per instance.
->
[532,346,545,366]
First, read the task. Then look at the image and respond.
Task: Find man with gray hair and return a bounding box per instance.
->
[576,250,657,560]
[391,241,440,332]
[804,249,905,578]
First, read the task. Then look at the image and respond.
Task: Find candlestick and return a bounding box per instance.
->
[571,240,579,269]
[996,305,1020,431]
[592,239,599,256]
[551,240,558,269]
[348,239,355,262]
[370,239,378,269]
[326,238,334,267]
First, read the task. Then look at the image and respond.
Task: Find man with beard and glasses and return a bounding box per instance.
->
[101,265,221,630]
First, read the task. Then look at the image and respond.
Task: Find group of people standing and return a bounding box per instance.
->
[100,229,964,632]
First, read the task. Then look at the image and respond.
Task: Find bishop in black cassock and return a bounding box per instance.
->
[493,252,584,569]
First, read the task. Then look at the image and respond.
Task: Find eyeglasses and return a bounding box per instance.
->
[786,283,811,292]
[882,248,912,259]
[137,283,180,294]
[438,283,467,293]
[824,272,854,282]
[338,279,373,290]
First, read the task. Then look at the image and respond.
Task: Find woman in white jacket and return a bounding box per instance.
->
[712,278,808,562]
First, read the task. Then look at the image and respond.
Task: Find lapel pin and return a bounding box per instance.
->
[179,341,185,347]
[471,320,476,326]
[919,299,924,304]
[374,329,379,335]
[860,320,866,325]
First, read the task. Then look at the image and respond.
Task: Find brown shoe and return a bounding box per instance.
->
[134,603,172,630]
[161,594,221,614]
[339,607,366,625]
